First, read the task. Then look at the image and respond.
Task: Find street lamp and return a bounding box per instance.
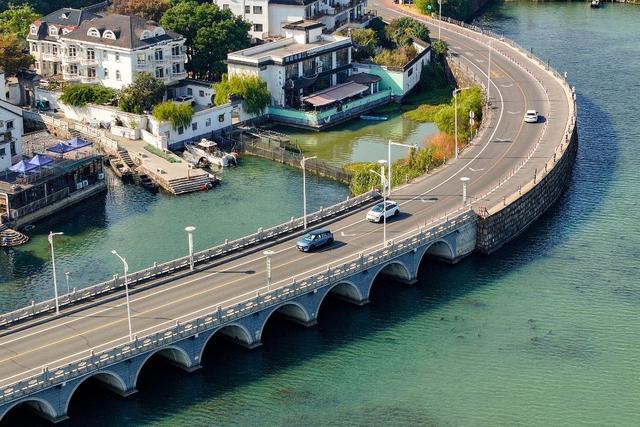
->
[65,271,71,295]
[300,155,317,230]
[263,250,274,290]
[48,231,64,315]
[487,39,492,104]
[111,250,133,342]
[460,176,470,205]
[438,0,442,40]
[453,87,471,160]
[369,159,388,248]
[387,140,417,197]
[185,226,196,271]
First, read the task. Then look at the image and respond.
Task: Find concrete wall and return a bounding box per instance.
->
[476,126,578,253]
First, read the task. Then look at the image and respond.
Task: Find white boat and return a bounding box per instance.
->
[184,138,238,167]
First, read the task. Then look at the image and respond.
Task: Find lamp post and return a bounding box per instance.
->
[300,156,317,230]
[65,271,71,295]
[369,159,388,248]
[185,226,196,271]
[487,39,492,104]
[460,176,470,205]
[263,250,274,290]
[387,140,417,197]
[48,231,64,315]
[453,87,472,160]
[438,0,442,40]
[111,250,133,342]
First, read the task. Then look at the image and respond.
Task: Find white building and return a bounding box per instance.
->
[0,75,23,173]
[227,21,353,108]
[215,0,369,40]
[28,8,187,89]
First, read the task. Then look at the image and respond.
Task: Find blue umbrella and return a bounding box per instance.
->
[28,154,54,167]
[47,143,75,154]
[65,137,91,150]
[9,160,38,174]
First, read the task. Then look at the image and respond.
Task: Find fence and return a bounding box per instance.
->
[0,190,380,330]
[0,208,475,405]
[237,138,353,184]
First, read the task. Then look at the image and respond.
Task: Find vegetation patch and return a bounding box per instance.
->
[119,72,165,114]
[144,144,181,163]
[152,101,194,131]
[59,84,117,107]
[213,74,270,115]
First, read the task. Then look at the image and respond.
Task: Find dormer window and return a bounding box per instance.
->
[30,25,37,35]
[140,30,151,40]
[103,30,116,40]
[87,27,100,38]
[62,28,70,35]
[60,12,69,19]
[49,26,58,36]
[153,27,166,37]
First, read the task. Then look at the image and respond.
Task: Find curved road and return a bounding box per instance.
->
[0,6,572,402]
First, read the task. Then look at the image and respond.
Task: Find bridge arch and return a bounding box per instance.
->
[366,260,413,300]
[318,281,364,310]
[133,345,192,388]
[260,301,313,335]
[419,239,455,266]
[64,370,128,414]
[0,396,59,424]
[199,323,254,360]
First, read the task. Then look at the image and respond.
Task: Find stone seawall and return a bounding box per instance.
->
[476,125,578,253]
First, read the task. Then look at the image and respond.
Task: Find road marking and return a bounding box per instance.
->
[507,110,521,115]
[469,167,485,172]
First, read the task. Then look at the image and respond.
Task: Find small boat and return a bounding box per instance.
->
[590,0,600,8]
[137,174,158,192]
[360,115,388,121]
[184,138,238,167]
[182,150,211,168]
[108,157,132,181]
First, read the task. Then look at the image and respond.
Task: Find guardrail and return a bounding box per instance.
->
[0,208,475,405]
[0,191,380,330]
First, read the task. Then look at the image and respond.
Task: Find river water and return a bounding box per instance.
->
[3,2,640,425]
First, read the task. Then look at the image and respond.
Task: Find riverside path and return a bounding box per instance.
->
[0,11,576,423]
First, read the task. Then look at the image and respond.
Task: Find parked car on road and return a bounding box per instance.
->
[296,229,334,252]
[524,110,539,123]
[366,201,400,223]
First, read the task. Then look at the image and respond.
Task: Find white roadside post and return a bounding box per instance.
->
[48,231,64,315]
[387,140,417,197]
[263,250,275,291]
[460,177,470,205]
[65,271,71,295]
[369,159,388,248]
[111,250,133,342]
[301,156,317,230]
[185,226,196,271]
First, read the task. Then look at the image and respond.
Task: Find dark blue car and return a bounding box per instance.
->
[296,228,334,252]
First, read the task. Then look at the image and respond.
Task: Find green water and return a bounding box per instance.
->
[3,2,640,425]
[275,112,439,165]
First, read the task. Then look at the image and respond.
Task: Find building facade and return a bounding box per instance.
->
[0,75,23,174]
[28,8,187,89]
[214,0,370,40]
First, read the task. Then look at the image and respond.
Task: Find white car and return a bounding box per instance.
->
[524,110,539,123]
[366,201,400,223]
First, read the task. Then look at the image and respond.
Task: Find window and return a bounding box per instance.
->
[104,68,109,78]
[155,49,163,61]
[318,52,333,71]
[172,63,181,74]
[69,46,76,57]
[223,4,230,10]
[30,25,37,35]
[253,24,263,32]
[335,48,349,67]
[0,147,5,157]
[218,114,225,122]
[87,68,96,78]
[103,30,116,40]
[30,44,37,52]
[171,45,181,57]
[177,125,184,135]
[115,52,120,62]
[49,26,58,36]
[253,5,262,14]
[87,48,95,60]
[245,5,250,13]
[205,118,211,127]
[187,88,193,96]
[116,70,121,81]
[62,28,70,35]
[52,46,58,55]
[303,58,315,77]
[137,53,146,64]
[69,64,78,74]
[6,120,13,130]
[192,122,198,131]
[155,67,164,78]
[199,90,205,97]
[408,68,413,77]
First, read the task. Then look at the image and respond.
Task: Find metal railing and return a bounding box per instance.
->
[0,208,475,405]
[0,191,379,329]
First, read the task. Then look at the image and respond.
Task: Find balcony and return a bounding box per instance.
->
[41,52,59,61]
[81,57,98,66]
[135,61,149,70]
[81,75,97,83]
[62,72,81,81]
[62,55,80,63]
[170,71,188,80]
[171,54,186,62]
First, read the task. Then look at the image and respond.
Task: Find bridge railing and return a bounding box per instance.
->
[0,191,380,330]
[0,209,476,405]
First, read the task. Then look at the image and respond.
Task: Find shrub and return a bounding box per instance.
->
[119,72,165,114]
[385,17,430,46]
[213,74,270,115]
[144,144,181,163]
[373,45,418,67]
[351,28,379,61]
[59,84,117,107]
[152,101,193,130]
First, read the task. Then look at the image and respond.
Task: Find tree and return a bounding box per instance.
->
[161,1,251,80]
[0,3,40,42]
[110,0,171,22]
[432,40,448,57]
[386,17,431,46]
[0,34,33,75]
[118,72,165,113]
[350,28,378,61]
[213,74,270,115]
[152,101,193,130]
[60,84,117,107]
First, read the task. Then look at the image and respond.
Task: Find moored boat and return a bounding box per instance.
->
[184,139,238,167]
[108,157,132,181]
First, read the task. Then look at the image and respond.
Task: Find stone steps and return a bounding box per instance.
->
[0,224,29,247]
[167,174,212,195]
